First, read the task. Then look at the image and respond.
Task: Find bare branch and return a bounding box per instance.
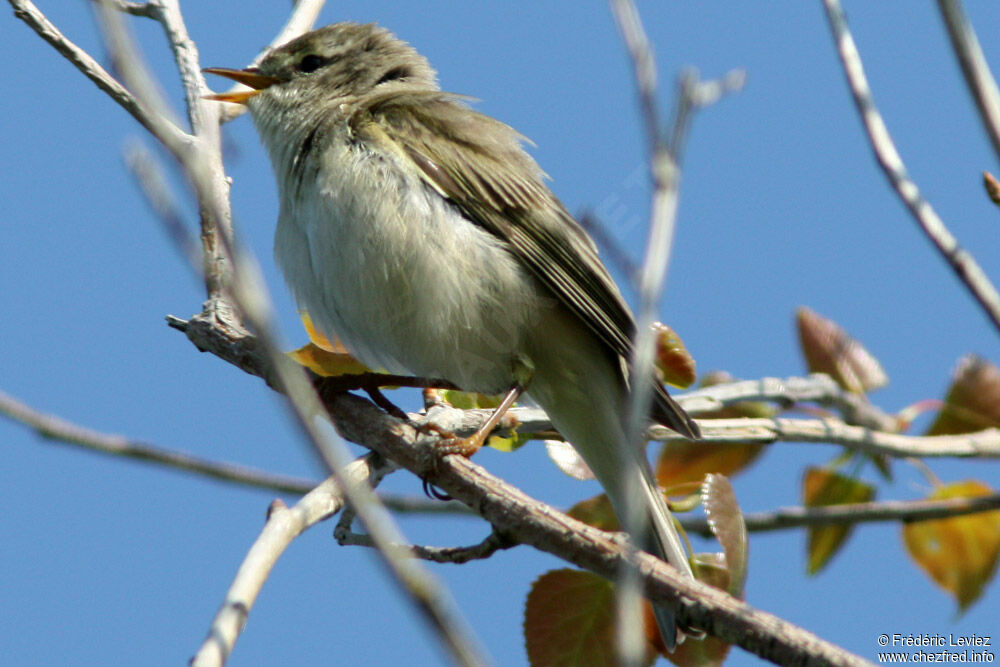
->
[339,529,515,564]
[609,2,743,655]
[0,389,317,495]
[191,454,388,667]
[656,418,1000,459]
[680,373,900,431]
[136,0,215,137]
[124,141,203,273]
[7,0,187,145]
[822,0,1000,337]
[680,493,1000,538]
[936,0,1000,166]
[107,1,155,17]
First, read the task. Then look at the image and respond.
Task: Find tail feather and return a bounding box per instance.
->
[636,457,693,651]
[652,383,700,440]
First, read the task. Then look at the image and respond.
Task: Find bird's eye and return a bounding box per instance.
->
[298,54,325,73]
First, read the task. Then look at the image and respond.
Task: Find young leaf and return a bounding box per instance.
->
[652,322,697,389]
[796,307,887,394]
[803,467,875,574]
[656,440,765,488]
[525,569,655,667]
[546,440,596,480]
[567,494,619,532]
[902,480,1000,612]
[287,343,372,377]
[926,355,1000,435]
[701,474,749,597]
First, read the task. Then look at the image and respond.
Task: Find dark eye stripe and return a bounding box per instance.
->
[376,66,410,85]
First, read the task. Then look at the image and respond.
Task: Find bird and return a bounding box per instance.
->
[205,22,700,649]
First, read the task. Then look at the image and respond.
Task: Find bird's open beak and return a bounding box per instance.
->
[203,67,281,104]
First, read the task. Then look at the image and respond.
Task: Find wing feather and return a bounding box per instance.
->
[353,91,699,438]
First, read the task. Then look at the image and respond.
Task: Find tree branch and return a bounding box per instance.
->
[7,0,187,144]
[185,305,868,664]
[681,493,1000,538]
[0,389,318,495]
[936,0,1000,167]
[665,417,1000,458]
[822,0,1000,337]
[338,528,515,564]
[191,453,390,667]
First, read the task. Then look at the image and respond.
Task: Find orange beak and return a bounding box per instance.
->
[203,67,281,104]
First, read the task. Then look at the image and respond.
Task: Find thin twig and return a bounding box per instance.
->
[191,454,388,666]
[0,389,318,495]
[609,2,685,657]
[107,1,155,17]
[936,0,1000,166]
[7,0,186,144]
[124,141,203,273]
[822,0,1000,337]
[339,529,515,564]
[680,493,1000,538]
[91,0,235,298]
[610,2,745,657]
[578,210,640,285]
[652,418,1000,458]
[2,382,481,513]
[680,373,900,432]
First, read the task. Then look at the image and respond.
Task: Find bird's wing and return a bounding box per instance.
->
[356,91,635,356]
[354,92,699,438]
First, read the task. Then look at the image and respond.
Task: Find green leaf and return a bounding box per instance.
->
[802,467,875,574]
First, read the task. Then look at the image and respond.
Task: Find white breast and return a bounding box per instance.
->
[269,128,547,393]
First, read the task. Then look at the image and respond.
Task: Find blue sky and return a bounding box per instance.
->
[3,2,999,665]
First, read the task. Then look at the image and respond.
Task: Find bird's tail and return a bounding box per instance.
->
[633,457,694,651]
[652,382,700,440]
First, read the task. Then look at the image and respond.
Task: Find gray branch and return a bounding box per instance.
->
[822,0,1000,337]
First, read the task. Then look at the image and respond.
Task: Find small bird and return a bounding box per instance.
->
[206,22,700,649]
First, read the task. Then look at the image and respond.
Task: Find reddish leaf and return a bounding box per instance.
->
[656,439,765,488]
[701,474,748,597]
[664,554,733,666]
[525,569,655,667]
[803,467,875,574]
[903,480,1000,612]
[567,494,619,532]
[926,355,1000,435]
[652,322,697,389]
[796,307,887,394]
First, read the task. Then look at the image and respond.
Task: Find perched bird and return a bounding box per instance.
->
[206,22,700,649]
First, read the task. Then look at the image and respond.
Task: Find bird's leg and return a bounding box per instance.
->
[435,383,523,458]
